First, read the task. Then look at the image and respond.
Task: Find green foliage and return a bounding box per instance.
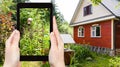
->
[20,8,50,55]
[70,45,93,62]
[13,0,29,3]
[69,44,114,67]
[40,62,50,67]
[0,0,29,64]
[52,2,72,34]
[0,0,15,14]
[21,61,50,67]
[90,0,102,5]
[69,45,93,67]
[116,2,120,9]
[109,57,120,67]
[59,22,73,34]
[0,14,13,62]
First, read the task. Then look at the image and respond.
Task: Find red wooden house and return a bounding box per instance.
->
[70,0,120,53]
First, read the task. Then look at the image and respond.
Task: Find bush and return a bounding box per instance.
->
[70,44,93,62]
[109,57,120,67]
[0,14,13,62]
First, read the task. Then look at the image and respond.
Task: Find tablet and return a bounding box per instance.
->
[17,3,53,61]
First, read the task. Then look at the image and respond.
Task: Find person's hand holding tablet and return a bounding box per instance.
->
[49,16,65,67]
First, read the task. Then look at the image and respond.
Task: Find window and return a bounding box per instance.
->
[84,4,92,16]
[78,26,84,37]
[91,24,101,37]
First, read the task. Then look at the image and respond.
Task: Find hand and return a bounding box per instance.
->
[3,30,20,67]
[49,16,65,67]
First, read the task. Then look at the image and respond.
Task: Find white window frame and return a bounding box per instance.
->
[78,26,84,37]
[91,24,101,37]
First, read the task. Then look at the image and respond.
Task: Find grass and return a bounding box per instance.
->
[69,44,116,67]
[80,53,111,67]
[70,52,112,67]
[0,62,3,67]
[21,61,41,67]
[21,61,50,67]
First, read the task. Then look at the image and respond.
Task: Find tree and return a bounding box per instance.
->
[11,0,29,20]
[91,0,120,5]
[52,0,73,34]
[90,0,102,5]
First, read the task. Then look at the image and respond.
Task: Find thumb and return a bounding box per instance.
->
[12,30,20,47]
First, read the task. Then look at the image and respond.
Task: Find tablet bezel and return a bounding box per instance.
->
[17,3,53,61]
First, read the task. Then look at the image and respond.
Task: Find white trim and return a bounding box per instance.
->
[91,25,101,38]
[111,19,114,50]
[70,0,83,24]
[70,16,115,26]
[78,26,85,37]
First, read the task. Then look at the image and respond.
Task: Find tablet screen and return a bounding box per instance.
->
[20,8,50,56]
[17,3,52,61]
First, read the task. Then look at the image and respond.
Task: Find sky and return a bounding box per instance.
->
[29,0,79,23]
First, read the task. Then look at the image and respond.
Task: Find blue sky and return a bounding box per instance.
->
[29,0,79,23]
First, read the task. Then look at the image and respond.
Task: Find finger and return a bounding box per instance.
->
[12,30,20,47]
[53,16,58,32]
[50,32,57,49]
[53,16,61,42]
[6,30,16,47]
[53,16,64,49]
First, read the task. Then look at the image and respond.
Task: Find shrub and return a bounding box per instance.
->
[70,44,93,62]
[109,57,120,67]
[0,14,13,62]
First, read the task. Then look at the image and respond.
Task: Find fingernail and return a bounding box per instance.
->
[50,32,53,35]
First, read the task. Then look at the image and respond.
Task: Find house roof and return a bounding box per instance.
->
[102,0,120,17]
[70,0,120,26]
[60,34,75,44]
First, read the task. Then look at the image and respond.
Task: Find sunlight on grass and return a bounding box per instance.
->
[22,61,41,67]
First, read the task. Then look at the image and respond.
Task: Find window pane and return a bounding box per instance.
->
[96,26,100,36]
[89,5,92,14]
[82,28,84,36]
[92,31,95,36]
[84,4,92,16]
[78,27,84,37]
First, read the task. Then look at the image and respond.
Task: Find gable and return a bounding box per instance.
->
[70,0,115,26]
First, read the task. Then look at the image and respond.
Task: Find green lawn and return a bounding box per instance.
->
[78,54,111,67]
[69,52,112,67]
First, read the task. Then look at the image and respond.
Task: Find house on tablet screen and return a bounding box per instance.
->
[70,0,120,54]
